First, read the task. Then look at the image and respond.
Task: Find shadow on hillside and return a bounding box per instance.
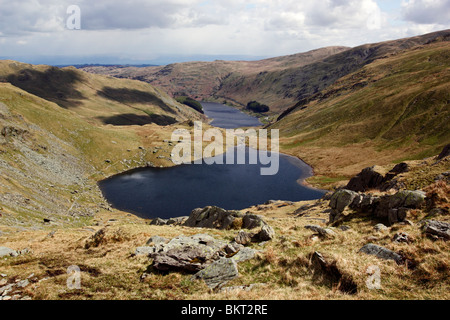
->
[97,87,177,115]
[5,68,86,109]
[98,113,177,126]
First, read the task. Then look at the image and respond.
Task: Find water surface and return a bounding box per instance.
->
[201,102,262,129]
[99,148,325,219]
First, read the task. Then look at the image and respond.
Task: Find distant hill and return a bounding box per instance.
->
[80,30,450,115]
[80,46,350,112]
[270,37,450,184]
[0,60,202,126]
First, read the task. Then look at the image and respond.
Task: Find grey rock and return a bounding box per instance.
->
[193,258,239,289]
[374,223,389,232]
[0,283,14,296]
[229,247,259,263]
[330,189,359,212]
[184,206,243,230]
[305,225,337,238]
[150,234,228,272]
[242,214,266,230]
[234,230,253,245]
[167,216,188,225]
[359,244,403,264]
[16,279,29,288]
[146,236,169,246]
[255,225,276,242]
[0,247,18,258]
[134,246,156,256]
[393,232,411,243]
[150,218,168,226]
[422,220,450,240]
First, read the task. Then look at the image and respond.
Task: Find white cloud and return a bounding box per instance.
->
[0,0,448,63]
[402,0,450,24]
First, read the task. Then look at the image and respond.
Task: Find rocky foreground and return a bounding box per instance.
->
[0,149,449,300]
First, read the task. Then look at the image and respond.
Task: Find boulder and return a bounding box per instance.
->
[146,234,257,273]
[150,218,169,226]
[305,225,337,238]
[358,244,403,264]
[192,258,239,289]
[346,166,386,192]
[0,247,18,258]
[329,189,359,223]
[254,225,275,242]
[184,206,243,230]
[422,220,450,240]
[242,214,266,230]
[234,230,253,245]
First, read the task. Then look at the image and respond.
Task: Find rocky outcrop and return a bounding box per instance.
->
[138,233,259,288]
[358,244,403,264]
[328,189,426,225]
[183,206,268,231]
[346,163,410,192]
[346,166,386,192]
[422,220,450,240]
[184,206,244,230]
[192,258,239,289]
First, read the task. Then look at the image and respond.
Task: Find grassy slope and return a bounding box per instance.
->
[272,40,450,188]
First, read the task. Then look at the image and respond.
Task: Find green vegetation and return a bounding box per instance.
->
[246,101,270,113]
[176,96,204,114]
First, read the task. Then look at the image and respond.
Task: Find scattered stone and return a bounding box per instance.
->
[134,246,156,257]
[393,232,411,244]
[359,244,403,264]
[167,216,188,226]
[305,225,337,238]
[254,225,276,242]
[0,247,18,258]
[16,279,29,288]
[422,220,450,240]
[374,223,389,232]
[150,218,168,226]
[192,258,239,290]
[0,279,6,286]
[339,225,351,231]
[235,230,253,245]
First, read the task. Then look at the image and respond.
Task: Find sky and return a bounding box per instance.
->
[0,0,449,65]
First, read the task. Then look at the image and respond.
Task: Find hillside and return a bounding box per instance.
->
[80,30,449,115]
[0,61,202,127]
[272,39,450,187]
[0,62,206,228]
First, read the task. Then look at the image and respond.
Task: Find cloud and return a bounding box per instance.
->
[402,0,450,24]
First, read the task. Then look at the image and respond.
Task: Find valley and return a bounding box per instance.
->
[0,29,449,301]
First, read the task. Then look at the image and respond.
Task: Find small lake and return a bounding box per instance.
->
[201,102,262,129]
[99,102,325,219]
